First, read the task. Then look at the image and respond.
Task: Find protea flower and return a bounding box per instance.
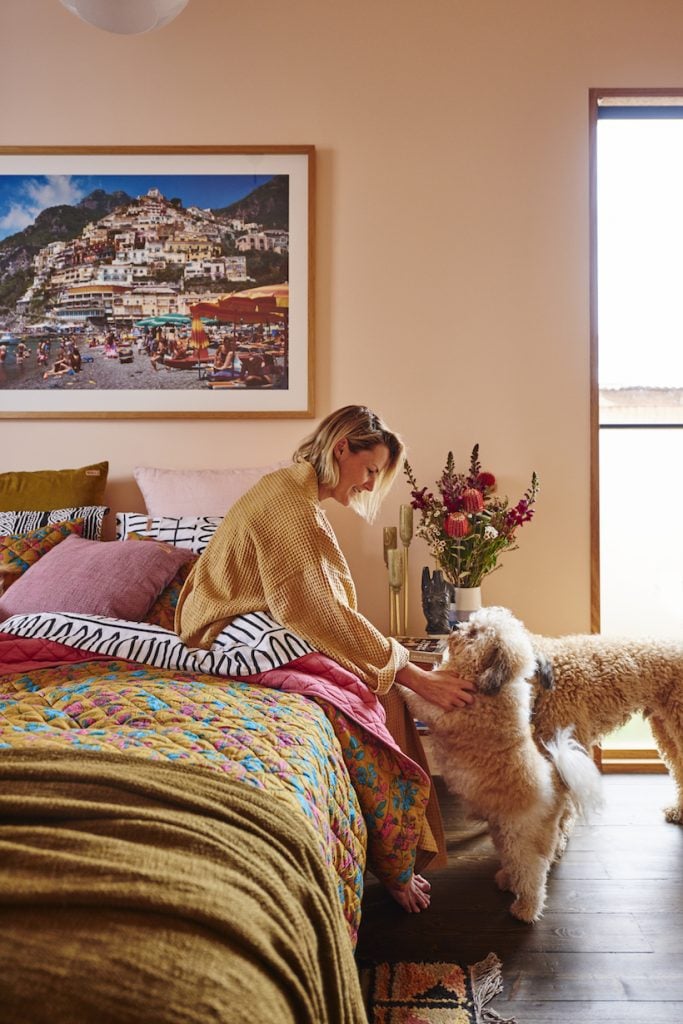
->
[444,512,470,538]
[461,487,484,513]
[403,452,539,588]
[477,471,496,490]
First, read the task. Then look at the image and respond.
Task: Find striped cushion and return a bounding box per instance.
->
[0,506,108,542]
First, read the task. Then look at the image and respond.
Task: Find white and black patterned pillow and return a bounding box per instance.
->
[0,506,109,542]
[114,512,153,539]
[115,513,222,554]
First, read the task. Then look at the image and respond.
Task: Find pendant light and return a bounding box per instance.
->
[59,0,189,35]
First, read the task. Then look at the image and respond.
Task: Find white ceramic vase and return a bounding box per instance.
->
[454,585,482,623]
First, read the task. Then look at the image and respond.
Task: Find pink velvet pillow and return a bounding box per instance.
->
[0,534,195,623]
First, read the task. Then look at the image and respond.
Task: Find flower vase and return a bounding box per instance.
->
[454,585,482,623]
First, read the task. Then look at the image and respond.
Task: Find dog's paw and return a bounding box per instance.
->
[509,896,544,923]
[664,805,683,824]
[495,868,512,892]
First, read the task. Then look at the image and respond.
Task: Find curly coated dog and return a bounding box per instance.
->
[402,606,603,922]
[456,606,683,848]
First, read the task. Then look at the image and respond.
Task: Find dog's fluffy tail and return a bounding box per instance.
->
[544,726,604,820]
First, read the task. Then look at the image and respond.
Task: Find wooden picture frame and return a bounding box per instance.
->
[0,146,314,419]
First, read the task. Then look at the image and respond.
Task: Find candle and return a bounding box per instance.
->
[387,547,403,589]
[399,504,413,545]
[399,504,413,633]
[383,526,398,567]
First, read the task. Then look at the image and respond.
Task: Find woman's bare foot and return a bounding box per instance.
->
[387,873,432,913]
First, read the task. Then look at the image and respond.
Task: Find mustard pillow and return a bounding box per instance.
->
[0,461,108,512]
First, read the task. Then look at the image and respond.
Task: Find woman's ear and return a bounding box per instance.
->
[335,438,347,459]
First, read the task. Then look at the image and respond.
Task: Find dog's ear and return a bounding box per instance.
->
[535,654,554,690]
[478,641,516,695]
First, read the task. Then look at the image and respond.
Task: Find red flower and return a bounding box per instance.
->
[505,499,535,529]
[461,487,484,513]
[444,512,470,538]
[477,471,496,489]
[410,487,432,510]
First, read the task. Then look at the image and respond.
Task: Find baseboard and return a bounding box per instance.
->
[601,759,668,774]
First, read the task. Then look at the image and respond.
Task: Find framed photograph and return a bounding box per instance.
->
[0,146,314,419]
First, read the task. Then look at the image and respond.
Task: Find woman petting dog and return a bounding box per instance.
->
[176,404,475,913]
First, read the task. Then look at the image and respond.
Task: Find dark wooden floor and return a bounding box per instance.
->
[356,773,683,1023]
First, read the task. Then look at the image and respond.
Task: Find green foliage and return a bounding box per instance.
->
[246,250,288,286]
[152,265,184,284]
[28,293,48,315]
[0,268,32,309]
[212,175,288,230]
[1,206,91,252]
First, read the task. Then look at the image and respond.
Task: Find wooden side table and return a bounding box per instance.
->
[393,634,450,772]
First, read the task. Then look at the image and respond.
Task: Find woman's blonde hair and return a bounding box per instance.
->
[293,404,404,522]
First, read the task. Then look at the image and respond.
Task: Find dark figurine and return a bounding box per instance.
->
[421,566,449,634]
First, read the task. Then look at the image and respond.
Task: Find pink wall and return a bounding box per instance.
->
[2,0,681,634]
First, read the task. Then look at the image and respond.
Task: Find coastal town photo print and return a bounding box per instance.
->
[0,147,313,418]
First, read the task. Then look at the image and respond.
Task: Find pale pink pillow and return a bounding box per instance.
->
[134,462,289,517]
[0,534,194,623]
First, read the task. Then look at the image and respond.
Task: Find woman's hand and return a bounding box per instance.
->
[395,661,476,710]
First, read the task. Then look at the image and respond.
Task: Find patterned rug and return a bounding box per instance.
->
[359,952,518,1023]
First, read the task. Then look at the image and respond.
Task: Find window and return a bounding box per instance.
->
[590,91,683,768]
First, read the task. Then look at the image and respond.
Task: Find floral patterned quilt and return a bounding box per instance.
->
[0,651,367,942]
[0,620,432,946]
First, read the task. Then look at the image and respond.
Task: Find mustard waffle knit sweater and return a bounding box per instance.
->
[175,461,409,694]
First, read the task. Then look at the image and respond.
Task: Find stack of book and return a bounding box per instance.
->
[393,635,448,665]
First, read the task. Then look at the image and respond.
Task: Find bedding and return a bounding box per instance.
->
[140,551,197,630]
[0,751,366,1024]
[134,461,288,517]
[0,460,108,511]
[0,536,194,621]
[0,608,432,1022]
[116,512,223,553]
[0,518,84,577]
[0,504,109,541]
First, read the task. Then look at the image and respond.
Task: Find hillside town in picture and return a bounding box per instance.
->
[0,174,290,392]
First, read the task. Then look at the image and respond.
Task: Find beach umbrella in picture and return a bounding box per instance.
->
[190,286,289,372]
[156,313,191,325]
[190,316,212,376]
[190,316,210,354]
[191,283,288,319]
[229,284,289,308]
[190,291,287,333]
[135,317,164,328]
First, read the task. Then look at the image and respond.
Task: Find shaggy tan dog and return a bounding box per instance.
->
[402,606,603,922]
[461,605,683,833]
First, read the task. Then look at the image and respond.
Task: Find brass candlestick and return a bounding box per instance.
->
[387,547,404,636]
[399,504,413,635]
[383,526,398,567]
[383,526,398,631]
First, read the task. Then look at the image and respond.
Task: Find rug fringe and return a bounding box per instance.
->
[469,952,518,1024]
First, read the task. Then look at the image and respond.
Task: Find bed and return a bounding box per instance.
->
[0,462,435,1024]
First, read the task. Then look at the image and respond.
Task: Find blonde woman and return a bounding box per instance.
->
[176,404,474,912]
